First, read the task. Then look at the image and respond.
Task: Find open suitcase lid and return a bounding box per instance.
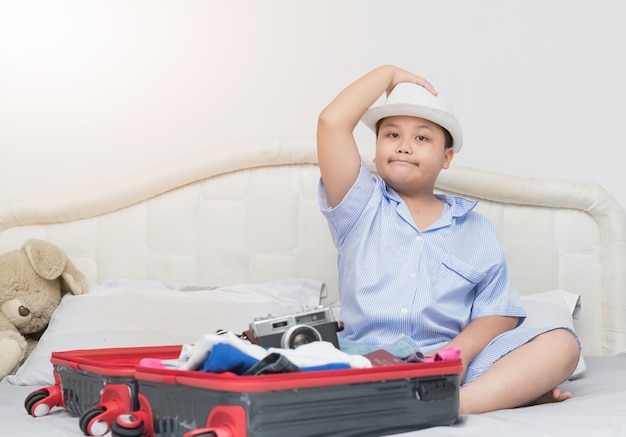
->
[50,345,183,376]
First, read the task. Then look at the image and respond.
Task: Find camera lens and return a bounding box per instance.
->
[281,325,322,349]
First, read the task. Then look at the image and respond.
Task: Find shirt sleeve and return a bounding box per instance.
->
[470,235,527,325]
[318,159,377,246]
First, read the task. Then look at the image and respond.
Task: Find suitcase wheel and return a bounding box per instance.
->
[111,413,144,437]
[80,406,109,436]
[24,386,62,417]
[184,406,247,437]
[79,383,136,436]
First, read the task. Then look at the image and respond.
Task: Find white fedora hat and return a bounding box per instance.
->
[361,82,463,153]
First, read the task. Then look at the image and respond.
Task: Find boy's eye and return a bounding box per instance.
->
[416,135,427,141]
[386,132,399,138]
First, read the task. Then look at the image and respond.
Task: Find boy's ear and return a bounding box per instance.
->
[442,149,454,169]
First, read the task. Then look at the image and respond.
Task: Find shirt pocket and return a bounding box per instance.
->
[432,253,485,314]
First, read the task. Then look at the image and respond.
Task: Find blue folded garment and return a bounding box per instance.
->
[201,343,259,374]
[200,343,351,375]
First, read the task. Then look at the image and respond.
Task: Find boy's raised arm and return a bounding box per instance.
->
[316,65,436,208]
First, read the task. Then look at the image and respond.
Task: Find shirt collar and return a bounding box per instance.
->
[381,181,478,229]
[382,180,477,216]
[436,193,478,218]
[430,194,478,230]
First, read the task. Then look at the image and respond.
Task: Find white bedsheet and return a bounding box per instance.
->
[2,355,625,437]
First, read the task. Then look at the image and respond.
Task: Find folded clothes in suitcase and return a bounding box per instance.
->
[112,351,462,437]
[24,345,182,436]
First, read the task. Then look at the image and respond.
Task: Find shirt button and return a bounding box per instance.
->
[400,308,409,315]
[409,272,416,279]
[415,235,423,241]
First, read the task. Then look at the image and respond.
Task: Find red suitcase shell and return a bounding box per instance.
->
[114,351,462,437]
[24,345,182,436]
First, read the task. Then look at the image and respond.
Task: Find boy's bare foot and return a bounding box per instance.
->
[529,387,572,406]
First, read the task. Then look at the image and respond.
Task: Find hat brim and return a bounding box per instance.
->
[361,103,463,153]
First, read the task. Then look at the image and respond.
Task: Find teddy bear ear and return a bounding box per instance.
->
[22,239,89,295]
[22,238,67,280]
[60,259,88,295]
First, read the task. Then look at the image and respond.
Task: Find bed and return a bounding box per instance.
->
[1,136,625,436]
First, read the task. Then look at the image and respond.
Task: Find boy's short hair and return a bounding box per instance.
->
[375,119,454,150]
[362,82,462,153]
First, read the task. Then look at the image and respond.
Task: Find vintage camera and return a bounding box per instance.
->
[249,306,340,349]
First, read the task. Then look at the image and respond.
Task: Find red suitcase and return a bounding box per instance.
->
[24,345,182,436]
[112,351,462,437]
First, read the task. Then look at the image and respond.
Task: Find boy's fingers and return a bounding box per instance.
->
[386,77,438,97]
[417,78,438,95]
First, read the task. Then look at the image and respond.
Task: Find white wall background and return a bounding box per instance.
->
[1,0,625,211]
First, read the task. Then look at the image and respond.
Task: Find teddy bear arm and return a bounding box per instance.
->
[0,328,28,379]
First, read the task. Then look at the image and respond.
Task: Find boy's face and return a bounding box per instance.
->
[374,116,454,194]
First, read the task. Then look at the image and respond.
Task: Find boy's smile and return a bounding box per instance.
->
[389,157,415,165]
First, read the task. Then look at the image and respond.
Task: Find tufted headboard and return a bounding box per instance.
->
[1,136,624,357]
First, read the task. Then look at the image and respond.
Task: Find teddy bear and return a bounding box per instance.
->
[0,238,88,380]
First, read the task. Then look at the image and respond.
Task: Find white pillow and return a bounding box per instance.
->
[7,278,324,386]
[520,290,586,379]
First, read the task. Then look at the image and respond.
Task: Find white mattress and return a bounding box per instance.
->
[1,355,625,436]
[1,136,625,436]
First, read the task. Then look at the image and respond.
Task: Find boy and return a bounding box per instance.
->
[316,65,580,414]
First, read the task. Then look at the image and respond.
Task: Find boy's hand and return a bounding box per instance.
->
[386,65,438,97]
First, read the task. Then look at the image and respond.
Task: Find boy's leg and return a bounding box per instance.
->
[459,328,580,415]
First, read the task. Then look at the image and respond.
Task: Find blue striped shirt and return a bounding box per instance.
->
[319,160,526,353]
